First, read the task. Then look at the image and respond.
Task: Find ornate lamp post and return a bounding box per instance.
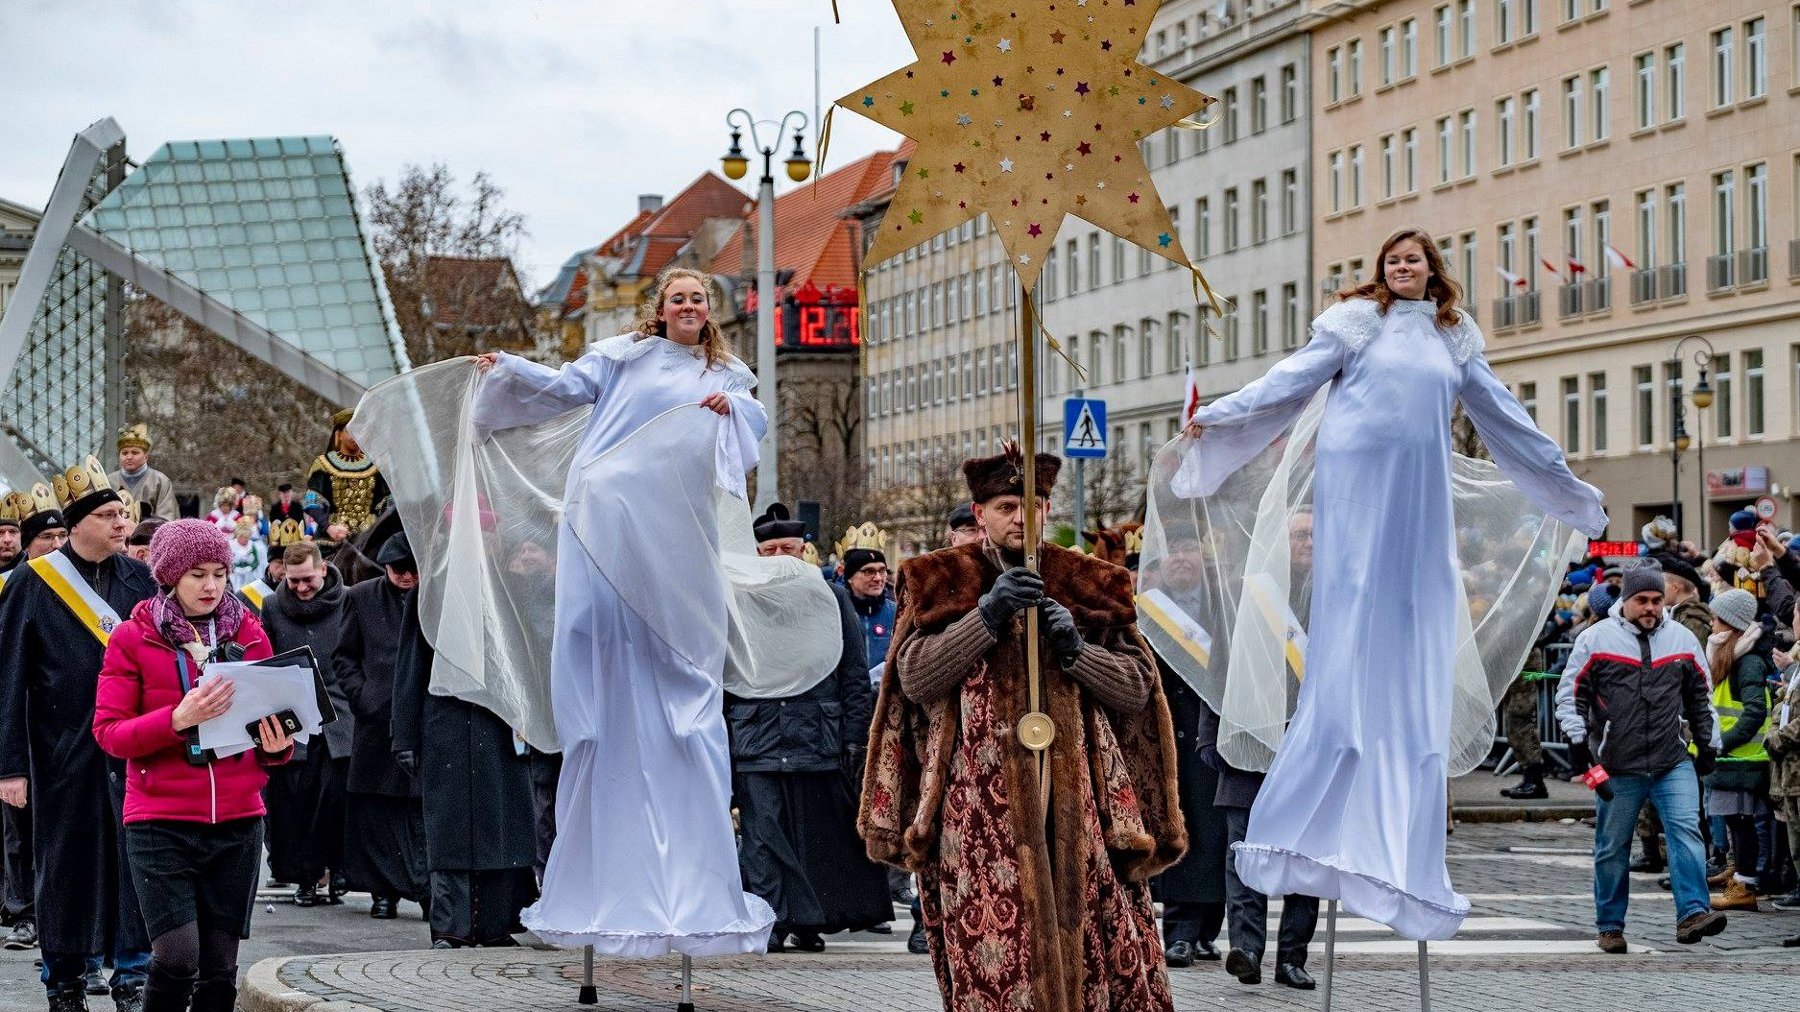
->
[722,109,811,511]
[1667,335,1716,547]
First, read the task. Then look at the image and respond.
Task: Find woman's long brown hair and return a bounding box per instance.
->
[1337,227,1464,329]
[633,267,731,370]
[1708,623,1744,684]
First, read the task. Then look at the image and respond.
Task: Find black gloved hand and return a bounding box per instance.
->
[395,750,418,777]
[1692,748,1717,777]
[1569,741,1593,771]
[1040,599,1084,664]
[979,568,1044,634]
[1198,743,1224,772]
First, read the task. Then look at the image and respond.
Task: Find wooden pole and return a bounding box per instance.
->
[1016,281,1053,825]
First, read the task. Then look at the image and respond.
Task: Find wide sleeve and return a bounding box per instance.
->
[473,348,612,437]
[333,596,369,714]
[0,578,35,779]
[713,371,769,499]
[1173,325,1346,497]
[1459,354,1608,537]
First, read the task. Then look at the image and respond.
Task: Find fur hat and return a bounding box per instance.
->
[1711,588,1758,631]
[148,519,232,588]
[376,531,415,568]
[962,440,1061,503]
[1620,561,1665,601]
[752,502,806,543]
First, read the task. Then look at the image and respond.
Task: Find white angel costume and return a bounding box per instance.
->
[1148,298,1606,940]
[349,335,843,957]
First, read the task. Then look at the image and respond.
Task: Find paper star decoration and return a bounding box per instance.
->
[837,0,1210,291]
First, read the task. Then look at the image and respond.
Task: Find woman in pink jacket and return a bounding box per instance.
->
[94,519,293,1012]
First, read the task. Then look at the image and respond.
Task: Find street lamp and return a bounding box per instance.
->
[722,108,811,512]
[1668,335,1717,547]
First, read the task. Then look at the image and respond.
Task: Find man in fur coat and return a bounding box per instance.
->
[860,443,1185,1012]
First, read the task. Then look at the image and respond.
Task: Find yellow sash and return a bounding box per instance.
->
[1135,588,1212,667]
[1246,572,1308,681]
[28,552,124,644]
[240,580,271,611]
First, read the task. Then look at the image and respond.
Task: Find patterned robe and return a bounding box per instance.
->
[861,543,1185,1012]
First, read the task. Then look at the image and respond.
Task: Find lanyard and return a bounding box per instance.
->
[173,618,219,696]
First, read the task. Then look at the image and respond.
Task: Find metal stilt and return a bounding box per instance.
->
[1416,940,1431,1012]
[676,953,696,1012]
[577,945,596,1005]
[1320,900,1338,1012]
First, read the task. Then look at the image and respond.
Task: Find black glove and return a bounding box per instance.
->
[1569,741,1593,771]
[1198,743,1224,772]
[979,568,1044,634]
[1040,599,1084,664]
[1693,748,1716,777]
[395,750,418,777]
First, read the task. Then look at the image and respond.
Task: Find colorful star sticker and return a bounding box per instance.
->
[1075,82,1090,96]
[1027,223,1043,237]
[1128,192,1140,203]
[942,51,957,65]
[997,38,1012,52]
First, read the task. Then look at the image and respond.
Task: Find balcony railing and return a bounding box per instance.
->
[1706,253,1735,292]
[1584,276,1611,312]
[1492,296,1518,329]
[1660,262,1687,298]
[1789,238,1800,278]
[1738,246,1768,285]
[1630,268,1658,305]
[1558,281,1583,319]
[1519,289,1541,325]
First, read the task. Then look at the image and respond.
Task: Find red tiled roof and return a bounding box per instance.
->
[706,149,900,290]
[565,173,751,315]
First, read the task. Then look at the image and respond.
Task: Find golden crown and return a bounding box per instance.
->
[801,542,821,567]
[116,488,140,522]
[116,422,152,452]
[834,521,888,559]
[51,456,114,509]
[0,490,32,523]
[28,483,61,518]
[1125,529,1144,554]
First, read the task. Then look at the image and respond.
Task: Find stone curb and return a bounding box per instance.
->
[1453,804,1592,824]
[240,956,321,1012]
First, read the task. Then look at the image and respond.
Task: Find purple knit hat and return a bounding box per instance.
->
[148,518,233,587]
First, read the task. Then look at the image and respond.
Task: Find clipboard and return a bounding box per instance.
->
[250,646,339,727]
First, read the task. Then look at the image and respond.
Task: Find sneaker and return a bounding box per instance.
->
[1675,910,1728,944]
[1770,891,1800,911]
[3,920,36,949]
[1596,930,1627,954]
[1499,778,1548,800]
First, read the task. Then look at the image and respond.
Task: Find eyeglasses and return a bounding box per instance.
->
[88,509,128,524]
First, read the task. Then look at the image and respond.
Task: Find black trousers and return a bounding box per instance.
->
[1161,900,1223,946]
[2,802,32,923]
[1223,807,1319,967]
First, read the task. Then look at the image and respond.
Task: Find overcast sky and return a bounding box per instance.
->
[1,0,914,291]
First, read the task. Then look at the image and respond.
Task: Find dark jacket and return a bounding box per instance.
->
[259,564,352,758]
[389,590,535,872]
[727,584,872,774]
[851,592,897,671]
[1555,612,1715,777]
[1707,628,1773,794]
[0,544,155,953]
[333,576,417,797]
[1150,665,1228,903]
[1196,700,1266,809]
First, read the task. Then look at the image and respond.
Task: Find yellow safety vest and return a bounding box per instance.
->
[1713,668,1771,764]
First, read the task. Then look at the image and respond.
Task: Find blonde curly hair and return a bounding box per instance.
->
[633,267,732,370]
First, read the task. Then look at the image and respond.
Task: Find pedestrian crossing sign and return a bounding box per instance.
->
[1063,398,1107,459]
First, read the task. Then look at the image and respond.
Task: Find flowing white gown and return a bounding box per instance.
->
[1184,298,1607,939]
[473,335,776,956]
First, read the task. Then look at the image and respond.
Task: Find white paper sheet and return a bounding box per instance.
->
[195,663,324,758]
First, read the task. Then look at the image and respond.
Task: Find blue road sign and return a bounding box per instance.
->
[1063,398,1107,458]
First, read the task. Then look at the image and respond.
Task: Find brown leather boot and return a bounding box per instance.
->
[1711,878,1760,911]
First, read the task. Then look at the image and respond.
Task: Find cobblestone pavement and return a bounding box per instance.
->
[234,817,1798,1012]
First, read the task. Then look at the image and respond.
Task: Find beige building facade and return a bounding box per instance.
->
[1310,0,1800,545]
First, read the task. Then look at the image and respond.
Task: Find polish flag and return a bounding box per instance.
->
[1496,266,1528,289]
[1566,257,1587,275]
[1182,360,1201,426]
[1604,244,1637,271]
[1540,258,1561,278]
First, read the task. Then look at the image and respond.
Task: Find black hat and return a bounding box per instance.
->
[752,502,807,543]
[947,503,977,530]
[277,482,293,493]
[375,531,415,568]
[962,441,1060,503]
[21,509,66,544]
[843,547,886,577]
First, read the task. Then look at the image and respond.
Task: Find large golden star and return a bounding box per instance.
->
[839,0,1210,291]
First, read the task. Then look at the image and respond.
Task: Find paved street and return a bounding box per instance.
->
[2,802,1793,1011]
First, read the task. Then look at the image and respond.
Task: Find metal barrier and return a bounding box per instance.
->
[1492,642,1574,776]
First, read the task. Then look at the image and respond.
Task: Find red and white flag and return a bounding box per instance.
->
[1182,359,1201,426]
[1496,266,1528,289]
[1603,244,1636,271]
[1540,258,1561,278]
[1566,256,1587,275]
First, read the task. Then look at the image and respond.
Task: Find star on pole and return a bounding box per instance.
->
[836,0,1210,290]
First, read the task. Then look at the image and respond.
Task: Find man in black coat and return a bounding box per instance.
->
[259,541,354,907]
[333,533,427,919]
[391,585,537,948]
[0,463,154,1011]
[731,505,892,952]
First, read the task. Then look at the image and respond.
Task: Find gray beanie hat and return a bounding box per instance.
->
[1620,562,1666,601]
[1711,588,1758,631]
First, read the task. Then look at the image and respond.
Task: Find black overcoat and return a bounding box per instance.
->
[258,564,353,758]
[389,590,535,872]
[332,576,417,797]
[0,545,154,953]
[1149,664,1229,904]
[725,585,873,774]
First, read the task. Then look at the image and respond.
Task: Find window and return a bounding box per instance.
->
[1251,179,1269,243]
[1251,76,1268,134]
[1166,206,1180,270]
[1281,170,1299,233]
[1523,0,1539,35]
[1327,47,1343,103]
[1087,232,1101,290]
[1525,215,1541,289]
[1223,301,1241,360]
[1499,0,1516,45]
[1168,313,1186,370]
[1592,199,1611,278]
[1138,318,1155,377]
[1520,382,1538,423]
[1401,19,1418,77]
[1223,87,1239,142]
[1745,349,1765,435]
[1747,161,1768,257]
[1458,110,1476,176]
[1281,284,1300,350]
[1329,150,1345,211]
[1499,221,1517,276]
[1379,27,1395,86]
[1666,182,1686,267]
[1251,290,1270,356]
[1712,27,1734,107]
[1379,134,1397,197]
[1460,233,1477,308]
[1746,17,1767,98]
[1497,97,1516,166]
[1562,76,1582,148]
[1348,38,1364,95]
[1590,67,1609,140]
[1224,187,1241,249]
[1634,52,1656,130]
[1522,88,1540,158]
[1666,43,1686,119]
[1713,170,1735,256]
[1113,235,1126,284]
[1590,373,1608,452]
[1635,365,1655,446]
[1435,117,1452,184]
[1458,0,1476,56]
[1113,326,1128,383]
[1086,331,1104,383]
[1065,335,1079,390]
[1164,127,1180,167]
[1281,65,1299,123]
[1716,356,1733,438]
[1434,5,1452,66]
[975,268,989,316]
[1635,189,1657,268]
[1350,144,1365,204]
[1564,206,1584,274]
[1066,239,1080,295]
[1401,128,1419,191]
[1196,197,1212,258]
[1562,377,1580,452]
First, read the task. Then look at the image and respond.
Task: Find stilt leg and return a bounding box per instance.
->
[1321,900,1338,1012]
[1416,940,1431,1012]
[677,953,695,1012]
[577,945,596,1005]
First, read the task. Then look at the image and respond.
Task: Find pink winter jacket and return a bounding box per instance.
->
[93,599,291,824]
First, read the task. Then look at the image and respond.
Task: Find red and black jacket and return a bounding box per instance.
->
[1554,612,1716,777]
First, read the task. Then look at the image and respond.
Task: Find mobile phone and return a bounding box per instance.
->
[247,709,301,748]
